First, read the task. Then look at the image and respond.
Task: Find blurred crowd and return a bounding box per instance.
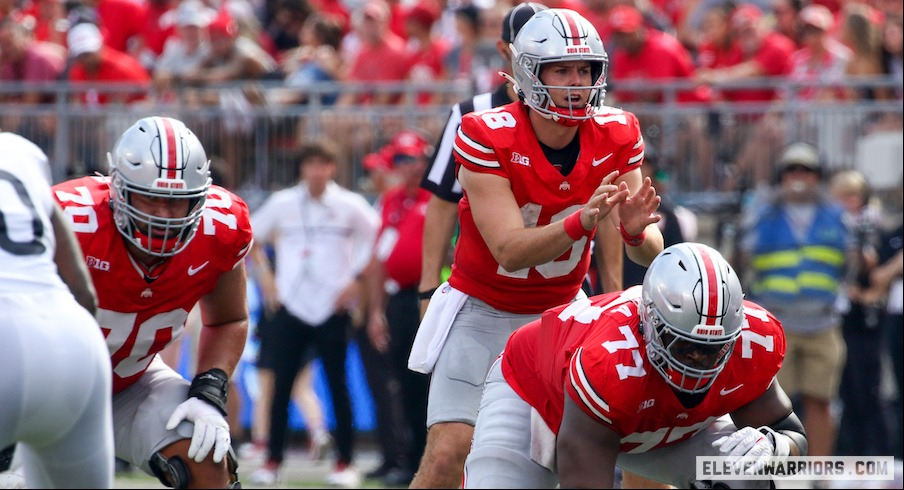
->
[1,0,902,190]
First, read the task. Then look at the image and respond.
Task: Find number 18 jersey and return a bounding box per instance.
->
[451,101,644,313]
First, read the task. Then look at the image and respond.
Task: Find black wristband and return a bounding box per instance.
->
[188,368,229,416]
[418,288,437,300]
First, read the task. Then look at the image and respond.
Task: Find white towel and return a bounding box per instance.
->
[529,407,557,471]
[407,283,468,374]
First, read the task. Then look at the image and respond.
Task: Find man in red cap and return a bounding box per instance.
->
[362,128,434,486]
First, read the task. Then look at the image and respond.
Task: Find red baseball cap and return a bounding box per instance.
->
[390,129,430,159]
[363,150,392,172]
[607,5,643,33]
[405,3,438,28]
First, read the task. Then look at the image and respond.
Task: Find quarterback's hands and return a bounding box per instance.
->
[166,397,231,464]
[712,426,791,473]
[581,170,629,230]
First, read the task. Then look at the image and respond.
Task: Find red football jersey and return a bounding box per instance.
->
[501,287,785,453]
[450,101,644,313]
[52,176,253,393]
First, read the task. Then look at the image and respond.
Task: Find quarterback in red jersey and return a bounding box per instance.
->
[464,243,808,488]
[52,116,252,488]
[409,8,664,488]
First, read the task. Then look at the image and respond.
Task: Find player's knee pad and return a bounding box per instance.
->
[149,446,241,489]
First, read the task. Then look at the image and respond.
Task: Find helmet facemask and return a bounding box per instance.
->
[642,301,739,394]
[514,53,608,126]
[110,170,209,257]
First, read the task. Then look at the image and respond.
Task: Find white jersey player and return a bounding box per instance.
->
[0,131,114,488]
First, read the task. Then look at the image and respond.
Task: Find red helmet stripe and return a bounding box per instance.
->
[560,10,581,46]
[694,243,720,325]
[159,117,180,180]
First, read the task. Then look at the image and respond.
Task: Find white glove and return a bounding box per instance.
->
[712,426,790,473]
[165,397,231,463]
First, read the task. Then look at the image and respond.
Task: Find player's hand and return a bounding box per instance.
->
[617,176,661,237]
[582,170,628,229]
[712,426,790,473]
[166,397,231,463]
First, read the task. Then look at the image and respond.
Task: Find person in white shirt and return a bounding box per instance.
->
[247,138,380,487]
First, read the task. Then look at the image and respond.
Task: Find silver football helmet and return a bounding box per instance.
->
[107,116,211,257]
[641,243,745,394]
[509,8,608,125]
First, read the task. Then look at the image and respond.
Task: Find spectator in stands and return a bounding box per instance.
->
[695,3,795,104]
[16,0,68,47]
[403,1,449,106]
[265,0,312,56]
[696,3,795,191]
[0,17,66,150]
[605,4,715,190]
[181,12,278,188]
[580,0,614,46]
[840,3,893,100]
[879,12,903,127]
[279,12,344,105]
[66,21,150,105]
[226,0,280,60]
[363,128,433,487]
[738,142,856,463]
[783,4,851,102]
[829,170,892,457]
[442,3,480,92]
[772,0,806,47]
[65,21,150,176]
[131,0,178,71]
[152,0,214,100]
[182,13,277,86]
[76,0,147,57]
[335,0,409,106]
[247,138,379,487]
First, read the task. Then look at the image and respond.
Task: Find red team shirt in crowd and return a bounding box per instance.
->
[608,28,709,104]
[96,0,149,54]
[724,32,795,103]
[52,176,253,393]
[378,186,431,289]
[450,101,643,314]
[501,287,785,453]
[67,48,151,104]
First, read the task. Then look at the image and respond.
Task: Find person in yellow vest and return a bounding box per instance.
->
[737,142,857,469]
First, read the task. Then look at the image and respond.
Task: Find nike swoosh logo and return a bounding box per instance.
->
[188,261,210,276]
[720,384,744,396]
[591,153,614,167]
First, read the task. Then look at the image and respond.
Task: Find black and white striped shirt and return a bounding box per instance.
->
[420,82,513,202]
